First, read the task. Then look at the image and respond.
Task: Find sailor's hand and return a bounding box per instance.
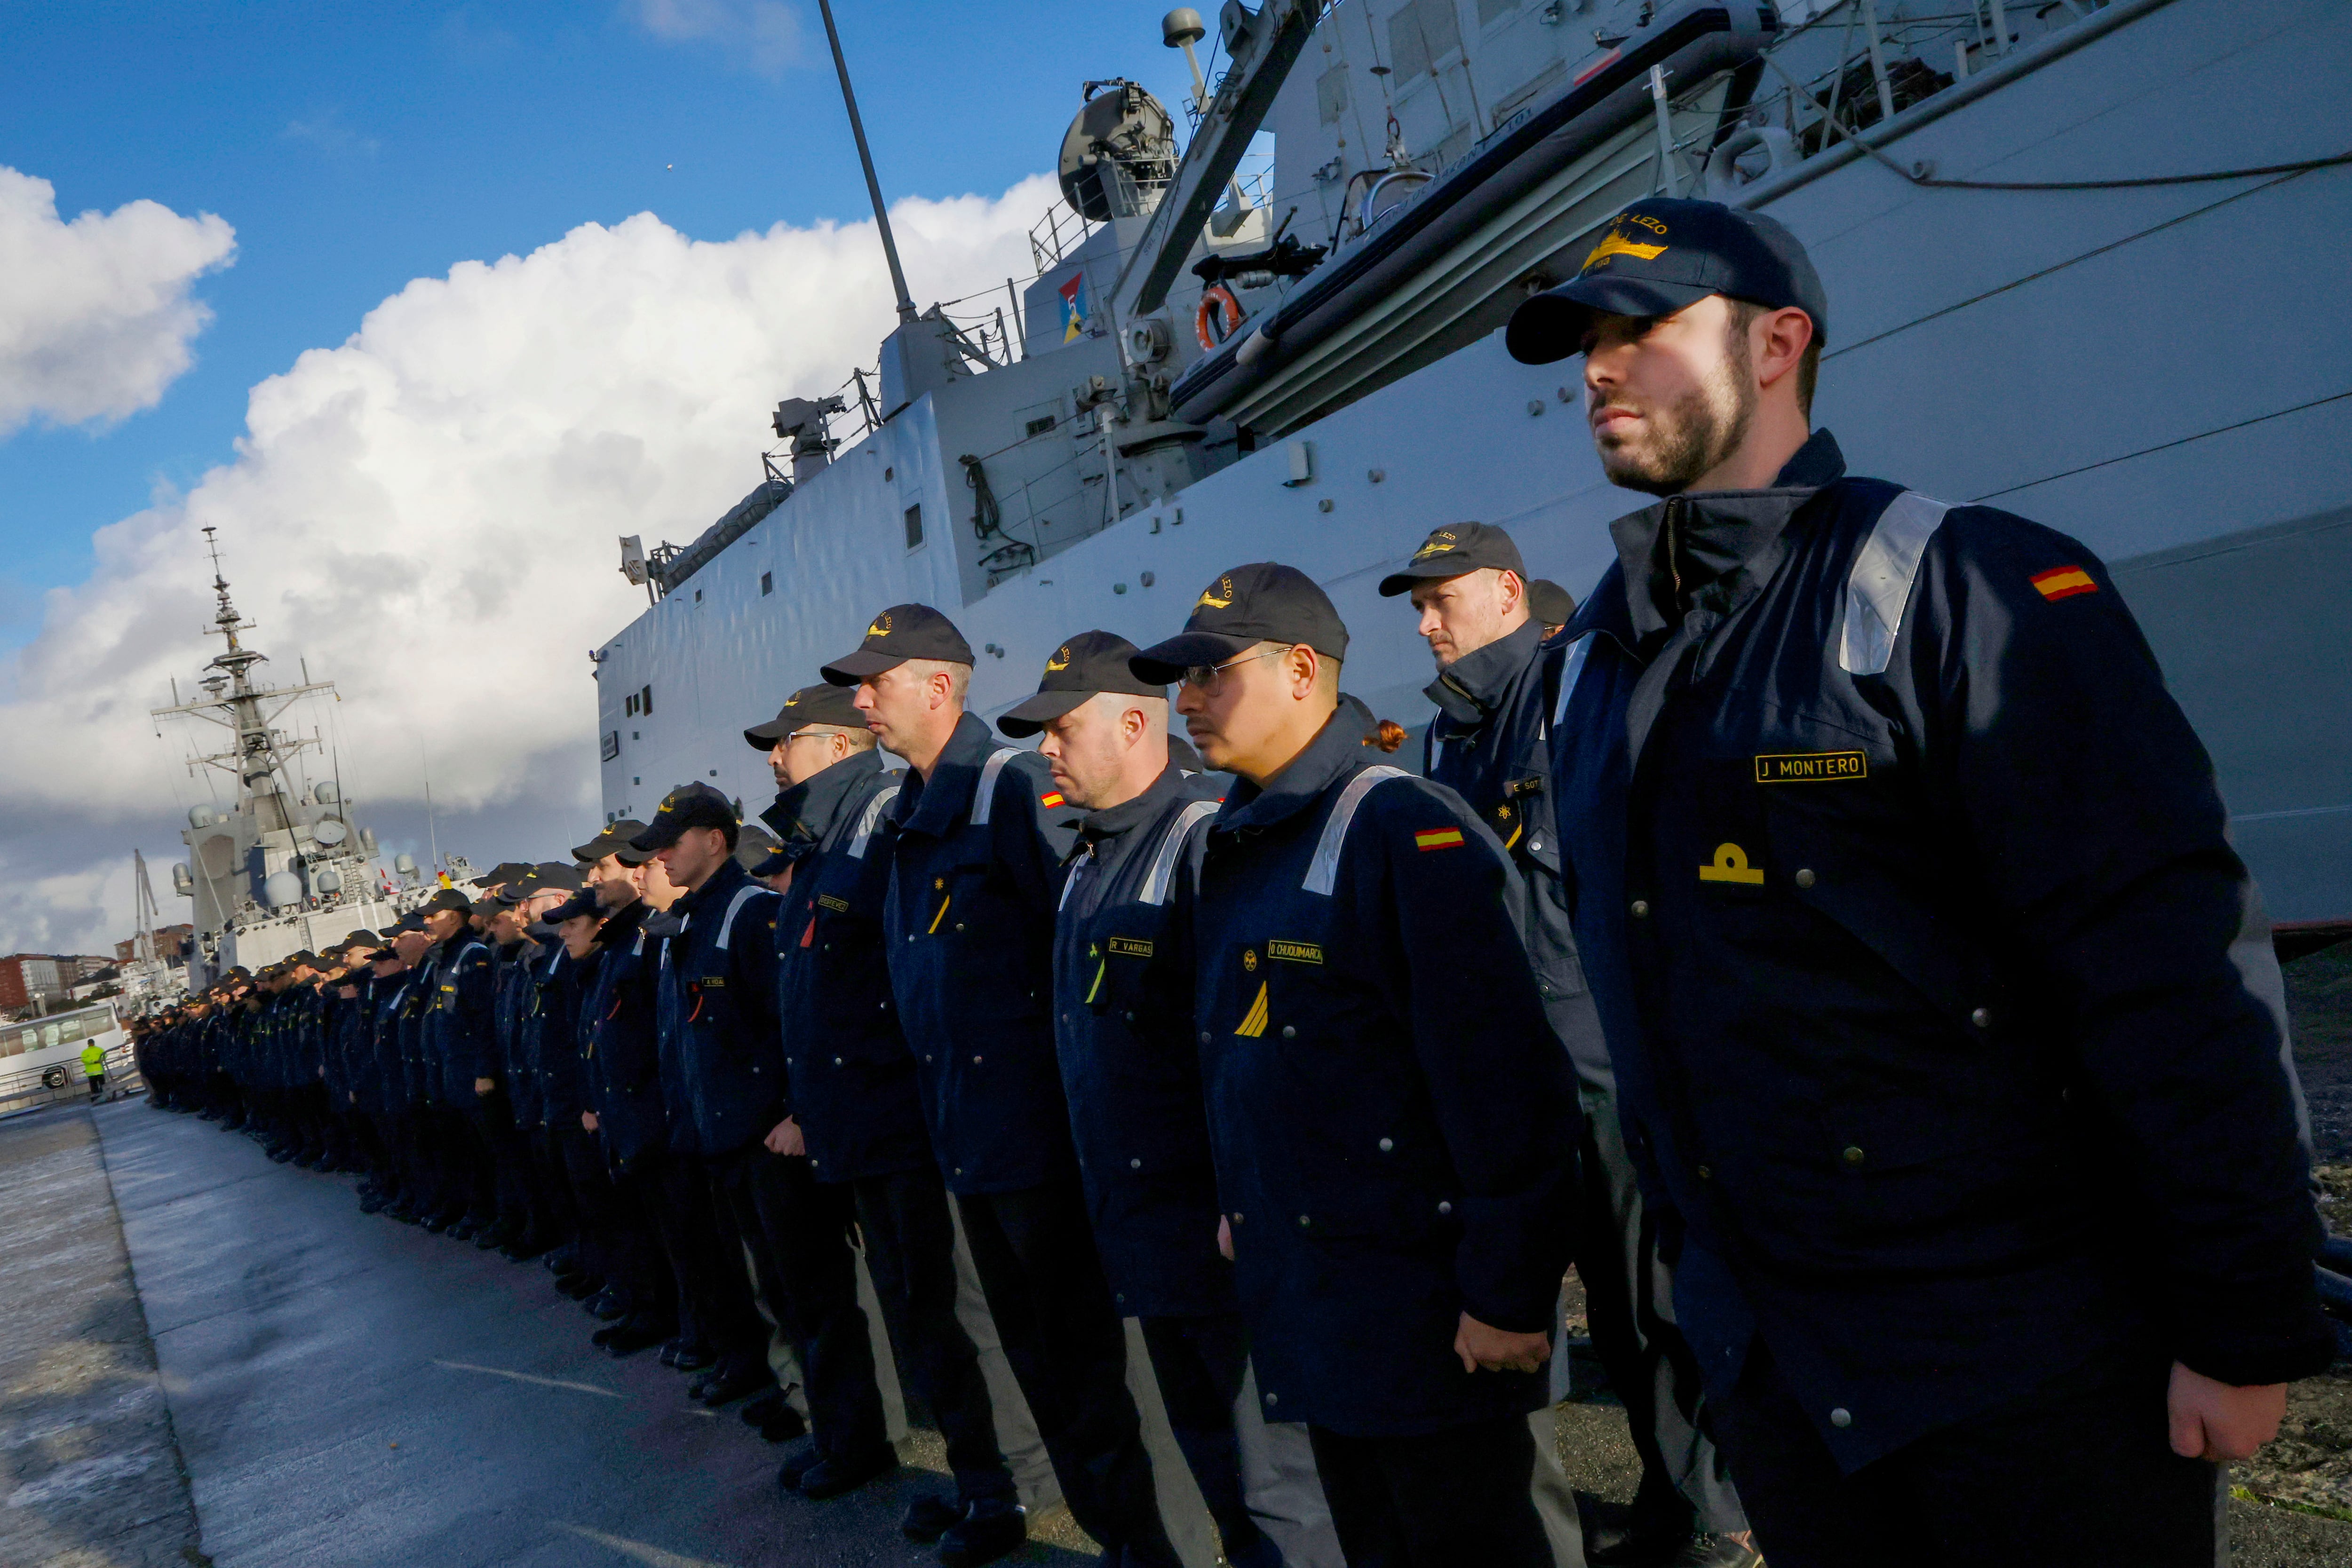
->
[474,1076,495,1096]
[581,1111,599,1132]
[1217,1214,1233,1261]
[2169,1362,2286,1460]
[1455,1313,1551,1375]
[764,1117,805,1157]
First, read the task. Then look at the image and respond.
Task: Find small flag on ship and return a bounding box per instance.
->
[1058,272,1090,342]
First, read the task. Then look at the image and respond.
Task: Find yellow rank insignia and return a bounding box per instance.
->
[1698,843,1764,885]
[1235,981,1270,1037]
[1414,826,1465,852]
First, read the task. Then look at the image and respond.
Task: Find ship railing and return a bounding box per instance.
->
[1030,199,1101,273]
[1710,0,2117,198]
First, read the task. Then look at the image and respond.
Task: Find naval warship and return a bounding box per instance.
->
[152,530,458,989]
[592,0,2350,929]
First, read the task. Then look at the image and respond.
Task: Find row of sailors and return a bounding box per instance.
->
[135,196,2334,1568]
[133,542,1670,1568]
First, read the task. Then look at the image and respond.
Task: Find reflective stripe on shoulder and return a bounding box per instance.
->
[1140,799,1219,907]
[1303,766,1411,896]
[1552,633,1594,728]
[714,885,765,951]
[631,930,646,957]
[969,749,1021,827]
[848,785,902,859]
[1838,490,1951,676]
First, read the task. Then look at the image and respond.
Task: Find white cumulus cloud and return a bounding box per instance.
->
[628,0,806,78]
[0,175,1057,955]
[0,166,236,435]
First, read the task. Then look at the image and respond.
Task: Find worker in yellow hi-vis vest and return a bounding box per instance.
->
[80,1040,105,1101]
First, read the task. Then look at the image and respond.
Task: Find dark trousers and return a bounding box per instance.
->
[1307,1413,1554,1568]
[1713,1340,2220,1568]
[461,1093,538,1235]
[1138,1312,1266,1558]
[554,1124,621,1285]
[532,1125,580,1254]
[715,1145,887,1460]
[604,1164,679,1328]
[648,1150,768,1365]
[854,1167,1014,1506]
[957,1180,1176,1566]
[1573,1080,1744,1535]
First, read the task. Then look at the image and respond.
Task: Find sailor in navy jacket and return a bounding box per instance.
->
[1171,709,1579,1436]
[1549,431,2333,1559]
[764,746,932,1186]
[827,603,1178,1566]
[1012,628,1310,1568]
[879,709,1080,1192]
[1136,563,1578,1568]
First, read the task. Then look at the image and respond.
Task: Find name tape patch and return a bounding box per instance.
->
[816,893,851,913]
[1266,939,1323,965]
[1106,936,1154,958]
[1755,750,1868,784]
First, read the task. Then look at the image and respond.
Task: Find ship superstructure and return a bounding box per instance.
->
[594,0,2352,926]
[153,531,434,984]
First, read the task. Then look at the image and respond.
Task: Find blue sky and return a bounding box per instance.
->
[0,0,1205,644]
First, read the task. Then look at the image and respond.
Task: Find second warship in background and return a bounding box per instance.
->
[152,530,464,989]
[596,0,2351,932]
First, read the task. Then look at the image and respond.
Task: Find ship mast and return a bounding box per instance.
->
[149,527,336,824]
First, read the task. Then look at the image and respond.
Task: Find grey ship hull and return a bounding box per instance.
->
[594,0,2352,924]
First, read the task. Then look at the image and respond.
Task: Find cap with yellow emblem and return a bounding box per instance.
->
[1505,196,1828,365]
[743,682,867,749]
[1128,562,1350,685]
[1377,522,1528,597]
[820,603,975,685]
[997,630,1164,737]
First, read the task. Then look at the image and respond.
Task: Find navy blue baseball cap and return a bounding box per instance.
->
[1506,198,1828,364]
[1130,563,1350,684]
[821,603,974,684]
[630,783,739,852]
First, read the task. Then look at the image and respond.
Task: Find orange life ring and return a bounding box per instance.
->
[1196,284,1245,351]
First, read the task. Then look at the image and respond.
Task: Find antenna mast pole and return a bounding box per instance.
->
[815,0,917,324]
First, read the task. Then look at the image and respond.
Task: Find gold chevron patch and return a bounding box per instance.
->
[1234,981,1270,1037]
[1582,229,1669,271]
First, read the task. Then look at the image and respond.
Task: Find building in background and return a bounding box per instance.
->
[0,955,114,1012]
[114,926,192,968]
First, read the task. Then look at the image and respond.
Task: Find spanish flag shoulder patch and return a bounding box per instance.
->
[2030,564,2098,602]
[1040,791,1065,808]
[1414,826,1465,852]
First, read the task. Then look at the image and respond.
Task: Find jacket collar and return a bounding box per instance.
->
[1216,707,1369,834]
[1608,428,1847,641]
[1425,616,1545,727]
[764,748,882,847]
[1077,762,1188,847]
[893,712,1000,838]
